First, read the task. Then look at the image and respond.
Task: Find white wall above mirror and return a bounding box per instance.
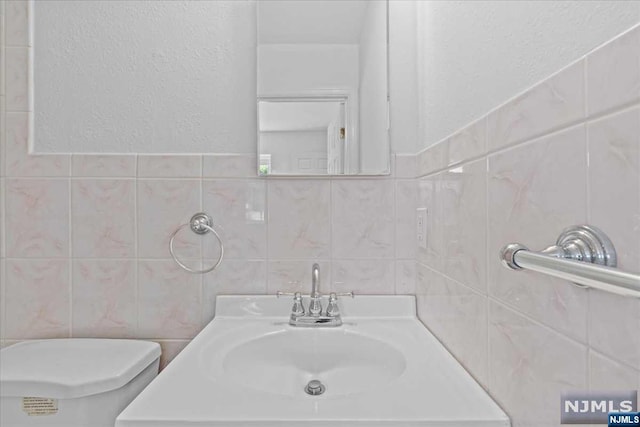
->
[257,0,390,175]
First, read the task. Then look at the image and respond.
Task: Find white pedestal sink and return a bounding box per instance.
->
[116,295,510,427]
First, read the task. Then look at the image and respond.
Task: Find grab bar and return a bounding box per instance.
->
[500,225,640,299]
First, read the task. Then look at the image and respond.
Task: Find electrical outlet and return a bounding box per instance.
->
[416,208,427,249]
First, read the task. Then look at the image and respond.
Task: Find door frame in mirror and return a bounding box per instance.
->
[257,88,359,176]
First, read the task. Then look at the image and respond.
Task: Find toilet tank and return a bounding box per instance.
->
[0,339,161,427]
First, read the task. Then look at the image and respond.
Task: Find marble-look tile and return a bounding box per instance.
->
[266,260,331,295]
[72,155,136,177]
[5,1,29,46]
[395,260,416,295]
[447,117,487,166]
[489,301,587,427]
[202,180,266,259]
[440,159,487,293]
[331,259,395,294]
[137,180,201,259]
[267,180,331,259]
[137,260,202,339]
[394,154,417,178]
[487,125,588,342]
[588,107,640,272]
[416,264,488,387]
[589,350,640,390]
[1,98,5,175]
[587,26,640,116]
[332,180,395,259]
[0,179,5,258]
[588,289,640,370]
[488,61,585,151]
[155,340,190,371]
[5,112,70,177]
[203,154,257,178]
[417,140,447,177]
[202,260,267,322]
[72,179,135,258]
[416,175,442,270]
[5,47,29,111]
[137,155,201,178]
[6,178,69,257]
[395,180,417,260]
[4,259,70,339]
[72,260,136,338]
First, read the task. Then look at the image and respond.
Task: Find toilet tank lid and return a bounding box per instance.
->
[0,339,161,399]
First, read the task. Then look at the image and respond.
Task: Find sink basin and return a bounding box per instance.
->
[116,295,510,427]
[216,329,406,397]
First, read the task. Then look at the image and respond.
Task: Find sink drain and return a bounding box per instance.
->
[304,379,325,396]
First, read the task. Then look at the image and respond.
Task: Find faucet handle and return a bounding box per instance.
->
[326,293,340,317]
[335,291,355,298]
[277,292,305,317]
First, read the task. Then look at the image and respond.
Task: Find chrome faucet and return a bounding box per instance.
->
[277,263,353,327]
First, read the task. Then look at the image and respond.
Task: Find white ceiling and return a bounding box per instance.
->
[259,101,342,132]
[258,0,368,44]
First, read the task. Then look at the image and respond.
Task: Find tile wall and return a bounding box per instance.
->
[0,1,417,367]
[415,24,640,426]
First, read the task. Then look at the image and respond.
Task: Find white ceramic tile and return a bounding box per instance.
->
[488,301,588,427]
[202,180,266,259]
[394,154,417,178]
[588,289,640,370]
[395,179,417,260]
[267,180,331,259]
[488,61,585,151]
[266,259,331,295]
[72,260,136,338]
[417,140,447,177]
[416,175,442,270]
[5,1,29,47]
[5,47,28,111]
[589,350,640,390]
[331,259,395,294]
[202,154,257,178]
[440,159,487,293]
[332,180,395,259]
[202,260,267,322]
[588,107,640,272]
[395,261,416,295]
[5,112,70,177]
[447,117,487,166]
[137,155,201,178]
[487,126,588,342]
[4,259,70,339]
[6,178,70,257]
[155,340,190,371]
[72,155,136,177]
[137,180,201,259]
[415,264,488,386]
[72,179,135,258]
[137,259,202,339]
[587,26,640,116]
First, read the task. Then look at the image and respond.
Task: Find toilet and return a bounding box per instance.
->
[0,339,161,427]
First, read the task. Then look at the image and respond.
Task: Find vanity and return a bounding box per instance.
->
[116,294,510,427]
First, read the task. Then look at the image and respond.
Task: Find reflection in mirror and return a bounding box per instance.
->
[257,0,389,176]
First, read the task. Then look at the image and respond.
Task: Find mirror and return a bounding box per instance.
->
[257,0,390,176]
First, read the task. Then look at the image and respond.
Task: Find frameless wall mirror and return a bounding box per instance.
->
[257,0,390,176]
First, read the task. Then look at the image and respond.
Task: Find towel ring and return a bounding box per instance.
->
[169,213,224,274]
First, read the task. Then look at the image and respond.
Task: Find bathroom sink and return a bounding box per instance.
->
[117,296,510,427]
[214,329,406,397]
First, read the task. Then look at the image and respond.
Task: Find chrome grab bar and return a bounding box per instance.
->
[500,225,640,299]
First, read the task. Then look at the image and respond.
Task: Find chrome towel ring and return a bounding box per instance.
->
[169,212,224,274]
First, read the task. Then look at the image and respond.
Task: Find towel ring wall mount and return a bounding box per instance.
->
[169,212,224,274]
